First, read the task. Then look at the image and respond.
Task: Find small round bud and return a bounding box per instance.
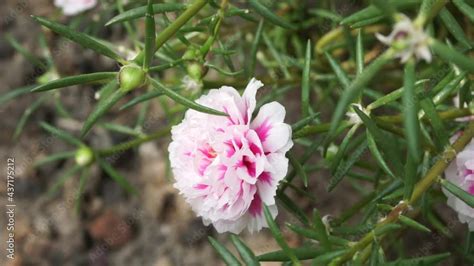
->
[75,146,94,167]
[182,48,201,61]
[119,64,146,92]
[186,62,204,81]
[325,143,339,162]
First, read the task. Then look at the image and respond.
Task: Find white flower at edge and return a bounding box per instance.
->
[54,0,97,16]
[443,136,474,231]
[375,15,432,63]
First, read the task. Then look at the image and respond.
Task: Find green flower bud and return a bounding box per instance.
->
[324,143,339,162]
[187,62,204,81]
[75,146,94,167]
[119,64,146,92]
[182,48,201,60]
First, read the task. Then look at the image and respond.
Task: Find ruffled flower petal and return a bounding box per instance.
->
[169,78,292,234]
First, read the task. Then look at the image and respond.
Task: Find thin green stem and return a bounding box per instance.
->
[97,126,171,157]
[134,0,208,65]
[200,0,228,58]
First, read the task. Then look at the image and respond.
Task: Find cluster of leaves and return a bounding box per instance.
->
[2,0,474,265]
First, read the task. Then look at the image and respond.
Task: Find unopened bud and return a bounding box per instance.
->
[119,64,146,92]
[75,146,94,166]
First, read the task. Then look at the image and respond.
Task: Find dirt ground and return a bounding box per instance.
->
[0,1,470,266]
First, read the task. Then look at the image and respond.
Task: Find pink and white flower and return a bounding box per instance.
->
[54,0,97,16]
[443,135,474,231]
[168,78,293,234]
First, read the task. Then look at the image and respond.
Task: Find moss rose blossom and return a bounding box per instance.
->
[169,78,293,234]
[444,136,474,231]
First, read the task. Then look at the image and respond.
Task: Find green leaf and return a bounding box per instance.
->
[95,78,119,101]
[330,124,360,172]
[97,157,138,195]
[0,85,34,105]
[366,130,396,178]
[277,191,310,226]
[430,39,474,72]
[325,52,350,89]
[301,39,311,117]
[433,71,466,105]
[367,80,427,110]
[374,223,402,236]
[101,123,141,137]
[34,151,76,167]
[288,153,308,187]
[150,78,226,116]
[399,215,431,233]
[227,6,259,23]
[416,0,447,26]
[40,122,83,146]
[370,241,386,266]
[439,8,472,49]
[440,179,474,208]
[341,5,380,25]
[5,34,47,69]
[350,15,385,28]
[204,63,244,76]
[312,209,331,250]
[13,96,47,139]
[385,252,450,266]
[291,113,320,132]
[309,9,342,22]
[312,250,347,265]
[328,139,368,191]
[120,90,164,110]
[47,164,83,196]
[75,167,90,212]
[249,0,296,29]
[149,59,186,72]
[329,49,393,137]
[262,33,290,78]
[356,29,364,75]
[32,16,123,62]
[263,205,300,265]
[353,106,403,177]
[419,97,449,149]
[453,0,474,22]
[371,0,396,20]
[403,152,418,199]
[230,234,260,266]
[81,83,124,138]
[208,236,242,266]
[341,0,420,25]
[31,72,117,92]
[257,245,323,261]
[106,3,187,26]
[143,0,156,71]
[403,60,421,162]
